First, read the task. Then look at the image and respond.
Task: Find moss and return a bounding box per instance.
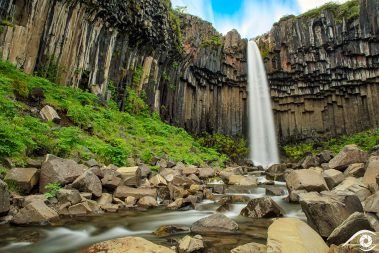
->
[132,65,144,88]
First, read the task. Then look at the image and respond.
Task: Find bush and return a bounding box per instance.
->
[44,182,61,199]
[201,35,222,48]
[12,79,29,98]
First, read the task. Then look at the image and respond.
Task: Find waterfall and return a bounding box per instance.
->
[247,40,279,167]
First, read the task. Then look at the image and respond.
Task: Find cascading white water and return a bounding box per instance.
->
[247,40,279,167]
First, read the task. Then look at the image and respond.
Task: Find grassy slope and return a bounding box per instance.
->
[0,61,227,167]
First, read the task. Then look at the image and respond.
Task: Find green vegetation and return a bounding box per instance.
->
[197,133,248,162]
[163,0,183,50]
[201,35,222,48]
[0,19,14,28]
[36,55,67,84]
[0,167,7,176]
[258,43,270,59]
[44,182,61,199]
[4,179,20,193]
[284,128,379,160]
[0,61,226,167]
[174,6,187,14]
[132,65,144,88]
[279,14,296,22]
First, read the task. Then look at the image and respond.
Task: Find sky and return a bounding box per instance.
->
[171,0,349,39]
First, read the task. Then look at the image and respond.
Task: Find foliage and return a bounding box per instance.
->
[12,79,29,98]
[132,65,144,88]
[174,6,187,14]
[4,179,20,193]
[163,0,183,50]
[201,35,222,48]
[197,133,247,162]
[36,55,66,84]
[44,182,61,199]
[0,19,14,27]
[0,60,226,167]
[283,143,317,160]
[0,167,7,176]
[279,14,296,22]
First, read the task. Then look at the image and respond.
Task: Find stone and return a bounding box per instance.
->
[71,170,102,198]
[187,174,201,184]
[286,169,329,194]
[228,175,257,186]
[97,193,113,207]
[231,243,266,253]
[101,174,121,190]
[167,198,185,210]
[219,167,244,181]
[267,218,329,253]
[57,189,81,205]
[117,166,141,187]
[150,174,168,186]
[364,191,379,213]
[125,196,136,206]
[157,159,168,169]
[114,186,157,200]
[40,105,60,122]
[12,200,59,225]
[168,184,188,200]
[333,177,371,202]
[240,197,284,218]
[198,167,215,178]
[160,168,181,181]
[101,204,119,213]
[363,156,379,185]
[138,196,158,208]
[39,155,86,193]
[188,184,203,194]
[299,192,363,237]
[68,201,97,216]
[328,145,368,171]
[327,212,374,245]
[301,155,320,169]
[182,167,199,175]
[265,186,285,196]
[172,176,194,188]
[4,167,39,193]
[84,159,98,168]
[327,245,362,253]
[139,165,151,178]
[81,237,175,253]
[191,213,238,234]
[178,235,204,253]
[323,169,345,189]
[153,225,190,237]
[344,163,366,177]
[0,179,10,214]
[266,164,288,181]
[317,150,334,163]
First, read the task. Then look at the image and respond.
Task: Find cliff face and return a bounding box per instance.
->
[0,0,247,137]
[258,0,379,142]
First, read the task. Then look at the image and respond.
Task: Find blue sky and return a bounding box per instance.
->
[171,0,348,38]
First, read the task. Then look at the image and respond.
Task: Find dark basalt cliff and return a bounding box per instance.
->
[0,0,378,142]
[257,0,379,142]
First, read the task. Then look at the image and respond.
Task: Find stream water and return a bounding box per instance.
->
[0,180,304,253]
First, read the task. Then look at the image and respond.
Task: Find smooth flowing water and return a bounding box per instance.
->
[247,40,279,167]
[0,180,304,253]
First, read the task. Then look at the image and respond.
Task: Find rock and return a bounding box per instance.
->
[299,192,363,237]
[0,179,10,214]
[157,159,168,169]
[150,174,168,186]
[139,165,151,178]
[172,176,194,188]
[327,212,374,245]
[328,145,368,171]
[187,174,201,184]
[80,192,92,200]
[267,218,329,253]
[182,167,199,175]
[71,170,102,198]
[219,167,243,181]
[167,198,185,210]
[266,164,287,181]
[125,196,136,206]
[228,175,257,186]
[265,186,285,196]
[198,167,215,178]
[57,189,81,205]
[364,191,379,214]
[323,169,345,189]
[68,201,99,216]
[240,197,284,218]
[23,195,46,206]
[12,200,59,225]
[363,156,379,185]
[153,225,190,237]
[344,163,366,177]
[101,204,119,213]
[301,155,320,169]
[286,169,329,194]
[84,159,98,168]
[39,155,86,193]
[137,196,158,208]
[97,193,113,207]
[317,150,334,163]
[101,174,121,190]
[117,166,141,187]
[168,184,188,200]
[333,177,371,202]
[191,213,238,234]
[327,245,362,253]
[160,168,181,181]
[178,235,204,253]
[114,186,157,200]
[40,105,60,122]
[4,168,39,193]
[80,237,175,253]
[188,184,203,194]
[166,160,176,168]
[230,243,266,253]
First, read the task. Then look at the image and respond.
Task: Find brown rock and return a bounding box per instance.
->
[198,167,215,178]
[0,179,10,214]
[114,186,157,200]
[40,105,60,122]
[182,166,199,175]
[363,156,379,185]
[153,225,190,237]
[328,145,368,171]
[4,168,39,193]
[12,200,59,225]
[57,189,81,205]
[71,170,102,197]
[344,163,366,178]
[333,177,371,202]
[101,174,121,190]
[265,185,285,196]
[266,164,288,181]
[231,243,266,253]
[137,196,158,208]
[191,213,238,234]
[323,169,345,189]
[240,197,284,218]
[286,169,329,193]
[364,191,379,213]
[178,235,204,253]
[117,166,141,187]
[150,174,168,187]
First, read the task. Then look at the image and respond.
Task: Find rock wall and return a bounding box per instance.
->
[258,0,379,143]
[0,0,248,137]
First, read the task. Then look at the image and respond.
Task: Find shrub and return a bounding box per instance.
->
[201,35,222,48]
[12,79,29,98]
[125,88,148,115]
[44,182,61,199]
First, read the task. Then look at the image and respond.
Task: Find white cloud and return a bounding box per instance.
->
[297,0,349,13]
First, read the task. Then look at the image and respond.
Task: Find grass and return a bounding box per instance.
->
[0,61,227,167]
[284,128,379,160]
[201,35,222,48]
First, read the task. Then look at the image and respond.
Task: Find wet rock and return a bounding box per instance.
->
[191,213,238,234]
[4,167,39,193]
[363,156,379,185]
[266,164,287,181]
[230,242,266,253]
[0,179,10,214]
[178,235,204,253]
[327,212,374,245]
[198,167,215,178]
[57,189,81,205]
[154,225,190,237]
[228,175,257,186]
[265,186,285,196]
[114,186,157,200]
[240,197,284,218]
[299,192,363,237]
[150,174,168,187]
[328,145,368,171]
[323,169,345,189]
[39,155,86,193]
[137,196,158,208]
[40,105,60,122]
[71,170,102,198]
[333,177,371,202]
[344,163,366,178]
[286,169,329,194]
[12,200,59,225]
[267,218,329,253]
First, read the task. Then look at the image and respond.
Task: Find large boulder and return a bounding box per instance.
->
[286,169,329,194]
[198,167,215,178]
[328,145,368,171]
[79,237,175,253]
[228,175,257,186]
[40,105,60,122]
[230,243,266,253]
[57,189,81,205]
[137,196,158,208]
[39,155,86,193]
[332,177,371,202]
[4,167,39,193]
[71,170,102,198]
[363,156,379,185]
[267,218,329,253]
[299,192,363,237]
[364,191,379,214]
[0,179,10,214]
[323,169,344,189]
[117,166,141,187]
[178,235,204,253]
[114,186,157,200]
[240,197,284,218]
[266,164,288,181]
[12,200,59,225]
[344,163,365,178]
[327,212,374,245]
[191,213,238,234]
[219,167,244,181]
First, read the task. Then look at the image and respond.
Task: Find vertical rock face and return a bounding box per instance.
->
[258,0,379,142]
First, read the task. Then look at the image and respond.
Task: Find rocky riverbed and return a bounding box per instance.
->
[0,144,378,252]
